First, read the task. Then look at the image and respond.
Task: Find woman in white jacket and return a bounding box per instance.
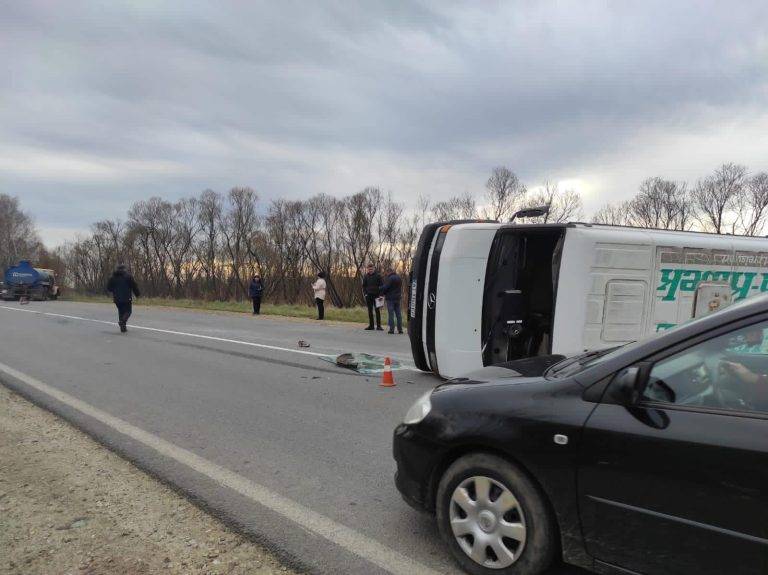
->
[312,271,327,320]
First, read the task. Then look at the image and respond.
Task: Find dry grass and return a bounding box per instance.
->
[64,293,370,324]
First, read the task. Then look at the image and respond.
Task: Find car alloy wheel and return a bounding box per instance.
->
[449,475,526,569]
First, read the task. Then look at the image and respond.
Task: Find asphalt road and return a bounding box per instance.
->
[0,301,588,575]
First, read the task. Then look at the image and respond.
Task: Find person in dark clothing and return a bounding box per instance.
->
[248,274,264,314]
[380,267,403,334]
[106,264,140,333]
[361,262,383,331]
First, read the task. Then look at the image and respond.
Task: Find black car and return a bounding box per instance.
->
[394,295,768,575]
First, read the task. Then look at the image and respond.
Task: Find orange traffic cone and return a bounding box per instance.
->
[380,356,396,387]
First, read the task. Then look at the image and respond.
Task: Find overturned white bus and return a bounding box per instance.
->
[408,221,768,379]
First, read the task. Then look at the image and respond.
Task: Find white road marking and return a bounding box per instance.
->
[0,360,441,575]
[0,304,421,370]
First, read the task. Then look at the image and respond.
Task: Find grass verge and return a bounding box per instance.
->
[63,293,370,324]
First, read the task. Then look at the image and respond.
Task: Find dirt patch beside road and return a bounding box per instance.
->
[0,385,298,575]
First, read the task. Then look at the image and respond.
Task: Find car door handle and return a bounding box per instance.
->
[554,434,569,445]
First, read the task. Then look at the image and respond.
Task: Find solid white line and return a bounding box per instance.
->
[0,360,441,575]
[0,304,423,370]
[0,305,327,357]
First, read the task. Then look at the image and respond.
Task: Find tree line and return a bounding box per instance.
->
[592,163,768,235]
[56,169,585,307]
[2,162,766,308]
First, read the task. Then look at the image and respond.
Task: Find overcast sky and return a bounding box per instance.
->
[2,1,768,246]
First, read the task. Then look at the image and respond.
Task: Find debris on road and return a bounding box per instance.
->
[297,340,310,348]
[322,352,403,375]
[0,385,299,575]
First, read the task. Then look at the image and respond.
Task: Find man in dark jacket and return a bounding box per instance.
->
[361,263,383,331]
[248,274,264,314]
[106,264,140,333]
[380,267,403,334]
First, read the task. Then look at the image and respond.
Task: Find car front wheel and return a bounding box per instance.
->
[436,453,556,575]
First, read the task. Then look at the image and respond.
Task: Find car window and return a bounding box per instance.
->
[643,320,768,415]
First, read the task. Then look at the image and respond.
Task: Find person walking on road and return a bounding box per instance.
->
[312,271,327,320]
[248,274,264,315]
[380,266,403,334]
[106,264,140,333]
[362,262,383,331]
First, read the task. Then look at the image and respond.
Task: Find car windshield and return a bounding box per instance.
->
[545,306,741,379]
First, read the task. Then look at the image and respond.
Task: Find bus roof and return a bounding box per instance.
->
[494,221,768,242]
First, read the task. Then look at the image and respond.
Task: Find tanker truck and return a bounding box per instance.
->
[2,260,60,301]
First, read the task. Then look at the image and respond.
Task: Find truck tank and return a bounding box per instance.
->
[3,261,59,301]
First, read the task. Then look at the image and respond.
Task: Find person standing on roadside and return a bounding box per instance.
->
[248,274,264,315]
[312,271,327,320]
[380,266,403,334]
[361,262,383,331]
[106,264,140,333]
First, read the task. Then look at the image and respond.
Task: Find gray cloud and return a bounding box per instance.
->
[1,1,767,244]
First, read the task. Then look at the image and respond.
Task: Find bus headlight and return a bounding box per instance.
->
[403,392,432,425]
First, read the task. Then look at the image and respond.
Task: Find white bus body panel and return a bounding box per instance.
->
[432,224,499,377]
[552,226,768,357]
[553,227,656,357]
[421,222,768,378]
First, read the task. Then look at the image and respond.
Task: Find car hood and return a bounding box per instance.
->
[430,371,584,423]
[449,354,567,383]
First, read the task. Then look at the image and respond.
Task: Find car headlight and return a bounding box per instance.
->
[403,391,432,425]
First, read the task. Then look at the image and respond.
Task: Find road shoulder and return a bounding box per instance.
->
[0,384,298,575]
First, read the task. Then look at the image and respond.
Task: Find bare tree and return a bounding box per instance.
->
[522,182,583,223]
[454,192,478,220]
[550,189,583,223]
[736,172,768,236]
[371,192,404,270]
[431,193,477,221]
[64,235,101,293]
[693,163,747,234]
[195,189,223,299]
[429,200,454,222]
[0,194,40,270]
[626,177,693,230]
[341,188,380,282]
[219,187,260,299]
[592,201,631,226]
[89,219,124,289]
[416,194,431,224]
[396,212,421,275]
[266,199,306,303]
[482,167,526,221]
[166,198,200,296]
[296,194,345,307]
[127,198,175,295]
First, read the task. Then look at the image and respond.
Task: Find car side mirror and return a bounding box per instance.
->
[612,366,643,405]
